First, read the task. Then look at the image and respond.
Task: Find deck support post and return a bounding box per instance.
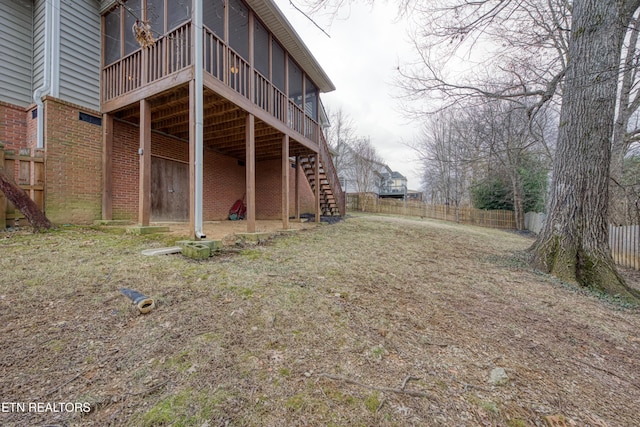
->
[102,113,113,220]
[294,155,300,220]
[314,154,320,223]
[246,113,256,233]
[282,134,290,230]
[189,80,196,238]
[138,99,151,226]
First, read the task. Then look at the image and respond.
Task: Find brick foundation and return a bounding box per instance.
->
[43,97,103,224]
[111,119,317,222]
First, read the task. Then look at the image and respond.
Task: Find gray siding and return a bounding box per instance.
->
[0,0,34,106]
[59,0,101,110]
[32,0,45,91]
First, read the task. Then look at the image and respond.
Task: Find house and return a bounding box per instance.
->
[377,168,407,199]
[0,0,344,237]
[337,151,412,200]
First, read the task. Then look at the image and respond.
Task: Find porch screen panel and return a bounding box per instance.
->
[147,0,165,34]
[288,59,303,107]
[203,0,224,36]
[204,0,225,79]
[305,77,318,121]
[272,40,286,121]
[288,59,303,133]
[228,0,249,97]
[254,19,269,112]
[254,20,269,76]
[146,0,165,82]
[229,0,249,60]
[104,8,121,65]
[272,40,285,92]
[167,1,190,31]
[124,0,141,56]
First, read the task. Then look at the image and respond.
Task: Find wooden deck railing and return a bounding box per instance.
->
[103,22,193,101]
[105,22,327,149]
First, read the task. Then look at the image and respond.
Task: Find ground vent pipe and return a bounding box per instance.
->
[120,288,155,314]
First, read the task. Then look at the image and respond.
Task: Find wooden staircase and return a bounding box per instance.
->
[298,133,345,217]
[299,155,340,216]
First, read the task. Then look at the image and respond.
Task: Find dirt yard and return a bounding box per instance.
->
[1,214,639,426]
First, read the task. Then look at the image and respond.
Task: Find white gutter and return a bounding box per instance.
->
[194,0,205,239]
[33,0,60,149]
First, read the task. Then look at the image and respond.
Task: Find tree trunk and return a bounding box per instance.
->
[511,174,525,231]
[530,0,640,301]
[0,168,53,231]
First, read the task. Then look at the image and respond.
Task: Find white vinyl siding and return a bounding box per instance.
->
[59,0,101,110]
[0,0,34,106]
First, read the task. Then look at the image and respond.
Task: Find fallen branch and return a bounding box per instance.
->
[573,359,640,391]
[0,166,53,231]
[44,372,83,397]
[317,373,437,400]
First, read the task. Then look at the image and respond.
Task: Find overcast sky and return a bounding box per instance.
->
[273,0,423,190]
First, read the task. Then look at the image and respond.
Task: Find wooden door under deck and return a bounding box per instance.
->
[151,157,189,221]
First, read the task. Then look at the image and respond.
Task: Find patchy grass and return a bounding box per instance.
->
[1,214,639,426]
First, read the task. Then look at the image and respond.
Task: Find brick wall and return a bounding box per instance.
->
[111,120,139,220]
[293,163,316,215]
[0,102,27,151]
[255,158,318,219]
[110,119,318,221]
[203,151,246,220]
[44,97,103,224]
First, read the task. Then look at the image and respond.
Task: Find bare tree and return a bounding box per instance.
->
[348,137,383,211]
[474,100,551,229]
[413,110,474,208]
[529,1,640,301]
[324,107,357,188]
[303,0,640,300]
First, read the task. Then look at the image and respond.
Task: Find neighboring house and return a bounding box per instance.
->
[378,168,407,199]
[0,0,344,237]
[338,153,411,200]
[406,190,423,201]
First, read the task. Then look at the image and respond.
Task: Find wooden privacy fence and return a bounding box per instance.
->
[346,194,517,230]
[347,194,640,270]
[0,145,45,229]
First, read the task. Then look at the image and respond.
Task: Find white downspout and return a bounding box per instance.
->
[50,0,60,98]
[33,0,52,149]
[194,0,205,239]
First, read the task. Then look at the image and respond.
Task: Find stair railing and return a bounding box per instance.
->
[317,129,346,215]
